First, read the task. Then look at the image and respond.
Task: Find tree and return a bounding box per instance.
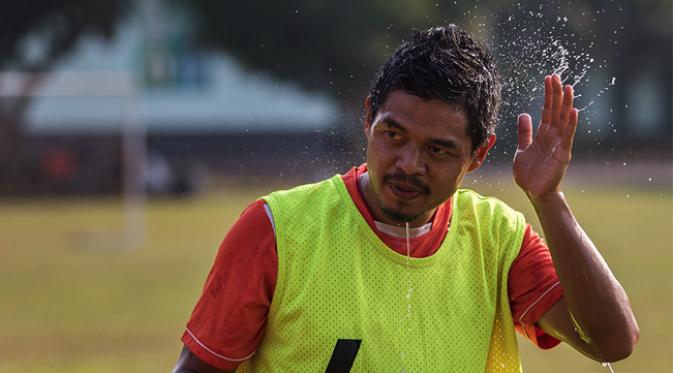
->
[180,0,671,160]
[178,0,480,164]
[0,1,130,185]
[181,0,477,102]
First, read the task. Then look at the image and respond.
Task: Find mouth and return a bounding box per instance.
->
[388,182,423,200]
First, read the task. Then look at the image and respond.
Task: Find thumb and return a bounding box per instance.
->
[517,114,533,150]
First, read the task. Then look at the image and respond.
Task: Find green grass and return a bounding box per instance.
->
[0,184,670,372]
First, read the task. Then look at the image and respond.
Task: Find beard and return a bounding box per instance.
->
[377,170,431,224]
[379,203,424,224]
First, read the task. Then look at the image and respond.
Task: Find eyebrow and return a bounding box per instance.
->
[378,116,460,150]
[379,117,406,133]
[430,138,460,150]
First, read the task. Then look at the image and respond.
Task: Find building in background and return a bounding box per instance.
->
[17,2,341,195]
[5,1,671,196]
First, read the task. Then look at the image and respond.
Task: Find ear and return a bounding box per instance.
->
[467,133,496,172]
[364,96,373,137]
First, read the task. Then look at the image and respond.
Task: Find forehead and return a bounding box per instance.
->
[375,91,470,138]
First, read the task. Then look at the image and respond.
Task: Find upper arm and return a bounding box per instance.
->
[173,345,236,373]
[180,199,277,370]
[508,224,563,348]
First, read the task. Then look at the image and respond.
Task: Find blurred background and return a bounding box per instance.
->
[0,0,670,372]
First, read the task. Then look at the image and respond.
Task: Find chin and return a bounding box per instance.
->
[380,203,424,224]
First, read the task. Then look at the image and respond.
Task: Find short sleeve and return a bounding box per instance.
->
[508,224,564,349]
[181,200,278,369]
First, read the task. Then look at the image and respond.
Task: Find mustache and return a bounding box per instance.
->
[383,171,431,195]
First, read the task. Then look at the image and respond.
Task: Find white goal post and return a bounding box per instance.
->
[0,71,146,249]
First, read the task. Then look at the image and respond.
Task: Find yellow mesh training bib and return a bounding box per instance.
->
[238,175,525,372]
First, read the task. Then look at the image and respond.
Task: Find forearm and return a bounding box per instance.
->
[173,346,236,373]
[529,191,639,358]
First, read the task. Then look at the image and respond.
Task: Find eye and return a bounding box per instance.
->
[383,130,402,141]
[428,144,448,156]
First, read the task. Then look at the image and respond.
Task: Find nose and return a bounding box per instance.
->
[395,143,426,175]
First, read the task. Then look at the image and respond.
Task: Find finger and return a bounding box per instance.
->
[517,113,533,150]
[535,122,552,151]
[542,75,552,124]
[559,85,574,130]
[550,74,563,128]
[562,108,579,151]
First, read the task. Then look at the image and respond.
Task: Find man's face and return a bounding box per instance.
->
[363,91,494,227]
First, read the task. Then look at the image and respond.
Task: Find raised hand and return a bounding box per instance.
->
[513,74,579,198]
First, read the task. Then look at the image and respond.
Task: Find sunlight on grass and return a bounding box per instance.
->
[0,184,670,372]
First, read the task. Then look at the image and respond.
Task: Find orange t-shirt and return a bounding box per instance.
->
[182,165,563,370]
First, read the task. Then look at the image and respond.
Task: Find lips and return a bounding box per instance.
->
[388,181,423,200]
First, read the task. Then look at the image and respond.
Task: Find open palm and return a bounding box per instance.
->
[513,74,579,198]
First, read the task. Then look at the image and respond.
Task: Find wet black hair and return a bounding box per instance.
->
[368,24,502,151]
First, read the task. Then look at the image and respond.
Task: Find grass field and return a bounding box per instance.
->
[0,182,671,372]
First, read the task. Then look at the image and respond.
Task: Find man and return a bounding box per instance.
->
[173,25,638,372]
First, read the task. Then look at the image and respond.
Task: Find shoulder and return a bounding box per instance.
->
[455,188,522,220]
[262,175,345,214]
[217,199,277,256]
[266,175,342,199]
[227,199,274,235]
[454,189,526,256]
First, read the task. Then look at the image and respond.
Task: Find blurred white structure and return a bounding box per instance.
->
[0,71,145,249]
[22,5,336,134]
